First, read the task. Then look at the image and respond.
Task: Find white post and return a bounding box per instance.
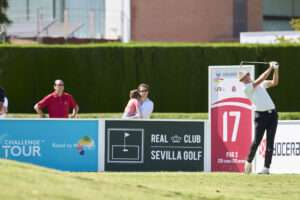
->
[36,8,41,37]
[121,0,131,43]
[98,119,105,172]
[64,9,69,39]
[204,120,211,172]
[89,10,96,38]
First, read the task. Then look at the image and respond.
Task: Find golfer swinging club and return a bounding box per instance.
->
[239,61,279,174]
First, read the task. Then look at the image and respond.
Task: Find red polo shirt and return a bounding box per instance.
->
[37,92,77,118]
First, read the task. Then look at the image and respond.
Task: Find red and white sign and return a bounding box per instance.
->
[209,66,254,172]
[255,121,300,174]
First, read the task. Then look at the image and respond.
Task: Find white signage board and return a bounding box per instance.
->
[255,121,300,174]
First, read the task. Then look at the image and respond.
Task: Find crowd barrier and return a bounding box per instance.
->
[1,119,299,173]
[0,119,100,171]
[0,119,209,172]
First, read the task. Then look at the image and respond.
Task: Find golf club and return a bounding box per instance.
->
[240,61,270,65]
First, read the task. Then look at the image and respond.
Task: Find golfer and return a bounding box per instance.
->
[239,62,279,174]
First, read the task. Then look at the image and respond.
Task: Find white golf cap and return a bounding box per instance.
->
[238,71,250,81]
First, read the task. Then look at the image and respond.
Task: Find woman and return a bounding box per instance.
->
[122,89,142,119]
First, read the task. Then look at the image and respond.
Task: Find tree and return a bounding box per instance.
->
[0,0,10,24]
[290,18,300,31]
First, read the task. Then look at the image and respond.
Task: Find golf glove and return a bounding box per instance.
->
[270,61,279,69]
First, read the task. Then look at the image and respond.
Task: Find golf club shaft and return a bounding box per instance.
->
[240,61,269,65]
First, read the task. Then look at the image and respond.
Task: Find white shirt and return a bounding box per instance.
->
[140,98,154,119]
[0,97,8,118]
[244,81,275,111]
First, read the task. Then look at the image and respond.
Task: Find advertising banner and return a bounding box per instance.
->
[105,120,205,171]
[209,65,254,172]
[255,121,300,174]
[0,119,99,171]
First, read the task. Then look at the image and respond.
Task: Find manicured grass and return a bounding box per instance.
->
[5,112,300,120]
[4,112,207,119]
[1,159,300,200]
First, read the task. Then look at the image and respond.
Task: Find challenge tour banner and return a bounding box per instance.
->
[209,65,254,172]
[0,119,99,171]
[105,120,205,171]
[255,121,300,174]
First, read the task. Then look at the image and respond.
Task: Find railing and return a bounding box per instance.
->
[37,19,58,37]
[6,7,130,41]
[68,23,84,38]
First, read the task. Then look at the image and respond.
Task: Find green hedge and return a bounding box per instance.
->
[0,43,299,113]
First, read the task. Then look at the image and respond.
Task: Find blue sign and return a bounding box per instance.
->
[0,119,99,172]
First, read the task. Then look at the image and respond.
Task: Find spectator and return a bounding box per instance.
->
[34,79,79,118]
[137,83,154,119]
[0,87,8,118]
[122,89,142,119]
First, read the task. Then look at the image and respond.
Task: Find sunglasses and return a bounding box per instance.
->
[55,84,64,86]
[139,89,148,93]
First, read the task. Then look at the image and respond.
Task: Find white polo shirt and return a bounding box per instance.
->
[0,97,8,118]
[140,98,154,119]
[244,81,275,112]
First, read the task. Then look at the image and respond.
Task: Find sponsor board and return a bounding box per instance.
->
[209,65,254,172]
[0,119,99,171]
[105,120,205,171]
[255,121,300,174]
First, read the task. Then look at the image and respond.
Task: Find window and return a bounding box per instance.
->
[7,0,53,22]
[233,0,248,37]
[263,0,300,30]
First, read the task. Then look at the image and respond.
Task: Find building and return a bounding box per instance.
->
[6,0,130,41]
[263,0,300,31]
[5,0,300,42]
[131,0,261,42]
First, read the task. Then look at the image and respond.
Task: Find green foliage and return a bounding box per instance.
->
[0,44,299,113]
[6,112,300,120]
[290,18,300,31]
[275,36,300,44]
[0,0,10,24]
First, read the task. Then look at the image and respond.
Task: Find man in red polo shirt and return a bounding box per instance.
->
[34,80,79,118]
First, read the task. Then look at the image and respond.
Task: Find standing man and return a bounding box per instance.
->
[34,80,79,118]
[137,83,154,119]
[239,62,279,174]
[0,87,8,118]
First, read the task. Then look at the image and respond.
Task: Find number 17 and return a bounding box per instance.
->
[223,111,241,142]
